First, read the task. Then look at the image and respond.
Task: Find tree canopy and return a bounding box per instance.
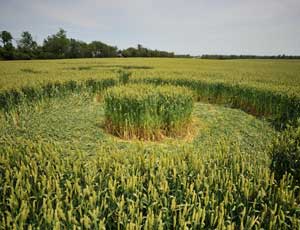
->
[0,29,179,60]
[0,31,14,60]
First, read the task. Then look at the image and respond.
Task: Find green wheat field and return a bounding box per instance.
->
[1,58,300,229]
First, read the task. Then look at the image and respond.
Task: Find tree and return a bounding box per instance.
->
[89,41,118,57]
[121,44,174,58]
[17,31,37,59]
[121,47,138,57]
[0,31,13,46]
[0,31,14,59]
[43,28,70,58]
[65,39,93,58]
[137,44,148,57]
[67,39,83,58]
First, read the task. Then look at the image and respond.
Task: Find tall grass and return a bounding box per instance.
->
[133,77,300,130]
[1,76,299,130]
[270,121,300,183]
[0,78,117,111]
[1,137,299,229]
[104,84,194,140]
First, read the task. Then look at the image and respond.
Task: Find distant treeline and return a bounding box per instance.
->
[200,54,300,60]
[1,29,298,60]
[0,29,178,60]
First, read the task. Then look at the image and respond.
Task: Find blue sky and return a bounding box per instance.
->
[0,0,299,55]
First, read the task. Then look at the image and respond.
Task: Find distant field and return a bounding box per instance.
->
[1,58,300,96]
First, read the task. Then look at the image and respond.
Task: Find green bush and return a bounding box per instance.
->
[104,84,194,140]
[270,122,300,183]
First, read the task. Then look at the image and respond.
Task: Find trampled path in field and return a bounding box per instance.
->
[0,92,275,154]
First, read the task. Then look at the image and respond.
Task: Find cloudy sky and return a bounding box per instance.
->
[0,0,299,55]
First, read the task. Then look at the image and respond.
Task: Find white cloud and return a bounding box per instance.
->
[0,0,299,55]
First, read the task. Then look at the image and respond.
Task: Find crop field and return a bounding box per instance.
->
[1,58,300,94]
[0,58,300,229]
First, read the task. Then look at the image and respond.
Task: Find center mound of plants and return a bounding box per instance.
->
[104,84,194,140]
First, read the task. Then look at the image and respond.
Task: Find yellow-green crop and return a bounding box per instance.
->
[0,58,300,229]
[104,84,193,140]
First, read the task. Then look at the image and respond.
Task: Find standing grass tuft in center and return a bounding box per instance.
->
[104,84,194,140]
